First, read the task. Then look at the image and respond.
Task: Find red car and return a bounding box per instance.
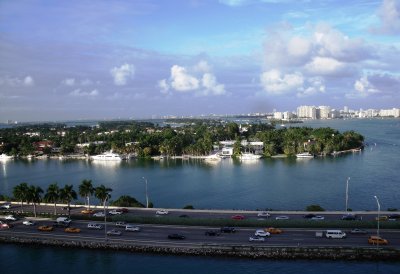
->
[231,215,245,220]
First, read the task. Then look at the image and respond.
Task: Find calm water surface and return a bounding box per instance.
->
[1,244,399,274]
[1,119,399,210]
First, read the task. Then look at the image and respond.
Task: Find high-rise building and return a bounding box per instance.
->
[297,106,317,119]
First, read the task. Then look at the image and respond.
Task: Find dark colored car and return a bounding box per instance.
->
[388,214,400,220]
[350,228,368,234]
[168,234,185,240]
[341,214,357,220]
[53,221,70,228]
[220,227,236,233]
[179,214,189,218]
[231,215,245,220]
[205,230,221,236]
[303,214,316,219]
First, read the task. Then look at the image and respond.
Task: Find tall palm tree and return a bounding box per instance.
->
[26,185,43,217]
[13,182,29,212]
[95,185,112,214]
[79,179,94,210]
[59,184,77,217]
[44,183,60,215]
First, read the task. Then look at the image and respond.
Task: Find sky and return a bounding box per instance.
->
[0,0,399,121]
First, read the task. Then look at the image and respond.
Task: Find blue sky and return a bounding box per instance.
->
[0,0,399,121]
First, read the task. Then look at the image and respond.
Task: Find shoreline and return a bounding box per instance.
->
[1,235,399,261]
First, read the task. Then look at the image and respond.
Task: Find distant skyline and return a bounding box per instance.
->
[1,0,399,121]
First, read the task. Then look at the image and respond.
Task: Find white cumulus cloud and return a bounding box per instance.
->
[69,89,99,97]
[159,61,226,96]
[62,78,76,86]
[260,69,303,94]
[0,75,34,87]
[110,63,135,86]
[354,77,379,95]
[305,57,345,75]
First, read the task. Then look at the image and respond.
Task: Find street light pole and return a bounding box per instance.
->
[345,177,350,212]
[104,196,108,241]
[374,195,380,238]
[142,177,149,208]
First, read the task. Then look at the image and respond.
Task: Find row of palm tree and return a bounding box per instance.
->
[12,180,112,217]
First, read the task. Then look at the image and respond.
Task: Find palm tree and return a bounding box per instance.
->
[94,185,112,214]
[13,182,29,212]
[26,185,43,217]
[44,183,60,215]
[79,179,94,210]
[59,184,77,217]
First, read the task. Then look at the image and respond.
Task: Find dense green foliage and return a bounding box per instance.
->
[306,204,325,211]
[0,120,364,157]
[110,195,145,208]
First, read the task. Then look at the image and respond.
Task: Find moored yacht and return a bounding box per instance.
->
[296,152,314,158]
[0,153,14,160]
[204,153,221,161]
[239,153,262,160]
[91,151,125,161]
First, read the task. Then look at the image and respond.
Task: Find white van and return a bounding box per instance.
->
[325,230,346,239]
[56,217,72,224]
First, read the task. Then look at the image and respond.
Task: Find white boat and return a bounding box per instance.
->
[239,153,262,160]
[0,153,14,160]
[91,151,125,161]
[204,153,221,161]
[296,152,314,158]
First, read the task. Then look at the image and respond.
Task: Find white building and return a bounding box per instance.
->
[318,106,331,119]
[380,108,400,117]
[297,106,317,119]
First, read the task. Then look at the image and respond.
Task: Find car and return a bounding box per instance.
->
[22,220,36,226]
[0,202,11,209]
[375,216,388,221]
[109,209,123,215]
[5,215,17,221]
[205,230,221,236]
[341,214,357,220]
[87,223,103,230]
[231,215,245,220]
[81,209,95,214]
[155,210,169,215]
[38,225,53,232]
[220,227,236,233]
[125,225,141,232]
[179,214,189,218]
[53,221,69,228]
[65,227,81,233]
[311,216,325,221]
[368,236,388,245]
[255,229,270,237]
[168,234,185,240]
[249,236,265,242]
[0,223,10,229]
[61,206,71,211]
[265,227,283,234]
[350,228,368,234]
[106,229,122,236]
[93,211,105,217]
[257,211,270,217]
[115,221,127,227]
[388,214,400,221]
[56,217,72,224]
[275,216,289,220]
[303,214,316,219]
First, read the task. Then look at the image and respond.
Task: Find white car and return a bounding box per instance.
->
[249,236,265,242]
[115,221,127,227]
[311,216,325,221]
[257,211,270,217]
[125,225,141,232]
[109,209,122,215]
[22,220,35,226]
[275,216,289,220]
[254,229,270,237]
[106,229,122,236]
[5,215,17,221]
[93,211,105,217]
[0,203,11,209]
[156,210,169,215]
[87,223,103,230]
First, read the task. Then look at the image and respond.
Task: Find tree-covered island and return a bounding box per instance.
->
[0,119,364,158]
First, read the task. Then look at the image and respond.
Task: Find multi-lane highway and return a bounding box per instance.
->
[1,218,400,249]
